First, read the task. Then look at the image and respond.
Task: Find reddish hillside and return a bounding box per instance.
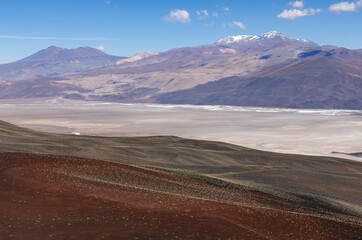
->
[0,152,360,239]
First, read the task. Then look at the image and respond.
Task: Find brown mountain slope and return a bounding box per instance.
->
[56,42,307,101]
[1,120,361,218]
[1,152,361,239]
[155,56,362,109]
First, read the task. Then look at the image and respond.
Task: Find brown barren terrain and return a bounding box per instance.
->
[0,120,361,239]
[1,152,361,240]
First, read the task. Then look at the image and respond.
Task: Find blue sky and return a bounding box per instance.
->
[0,0,361,63]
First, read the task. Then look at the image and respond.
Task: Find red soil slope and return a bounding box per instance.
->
[0,152,361,240]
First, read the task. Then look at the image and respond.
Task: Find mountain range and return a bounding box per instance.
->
[0,46,124,81]
[1,31,361,109]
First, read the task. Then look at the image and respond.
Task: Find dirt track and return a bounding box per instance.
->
[1,152,361,240]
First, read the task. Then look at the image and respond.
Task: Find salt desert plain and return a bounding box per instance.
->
[0,100,361,161]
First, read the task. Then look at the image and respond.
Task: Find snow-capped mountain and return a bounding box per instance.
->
[1,31,362,109]
[215,31,318,49]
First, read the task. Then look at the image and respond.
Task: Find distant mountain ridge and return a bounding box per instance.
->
[20,46,112,62]
[60,31,319,101]
[155,54,362,109]
[0,31,362,109]
[0,46,125,81]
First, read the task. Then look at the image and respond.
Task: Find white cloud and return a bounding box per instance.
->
[289,1,304,8]
[328,0,362,12]
[93,46,105,51]
[277,8,321,20]
[0,35,108,40]
[224,7,231,14]
[231,21,246,29]
[104,0,111,4]
[196,10,208,20]
[212,12,219,17]
[164,9,191,23]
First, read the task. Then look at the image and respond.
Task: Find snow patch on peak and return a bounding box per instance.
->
[216,31,311,45]
[216,35,257,44]
[261,31,286,38]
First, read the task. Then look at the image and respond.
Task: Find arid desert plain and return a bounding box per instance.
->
[0,100,361,161]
